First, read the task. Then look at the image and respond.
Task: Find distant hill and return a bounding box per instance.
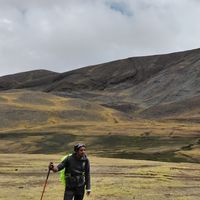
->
[0,70,59,90]
[1,48,200,120]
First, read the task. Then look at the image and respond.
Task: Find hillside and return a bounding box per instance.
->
[0,90,129,130]
[0,48,200,162]
[0,70,59,90]
[1,48,200,119]
[0,90,200,163]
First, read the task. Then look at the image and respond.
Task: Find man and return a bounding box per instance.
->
[49,143,91,200]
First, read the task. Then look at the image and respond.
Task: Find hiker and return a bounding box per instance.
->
[49,143,91,200]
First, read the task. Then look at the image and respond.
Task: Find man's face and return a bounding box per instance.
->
[77,146,86,157]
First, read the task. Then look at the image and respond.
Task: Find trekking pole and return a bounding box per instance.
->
[40,162,52,200]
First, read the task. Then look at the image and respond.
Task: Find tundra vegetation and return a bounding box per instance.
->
[1,154,200,200]
[1,48,200,199]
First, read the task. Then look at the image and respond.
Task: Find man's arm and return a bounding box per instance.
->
[85,159,91,195]
[49,157,69,172]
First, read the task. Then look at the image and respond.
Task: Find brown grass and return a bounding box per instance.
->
[1,154,200,200]
[0,90,200,163]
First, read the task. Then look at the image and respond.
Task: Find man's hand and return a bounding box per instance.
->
[48,162,54,171]
[48,162,58,172]
[86,190,91,196]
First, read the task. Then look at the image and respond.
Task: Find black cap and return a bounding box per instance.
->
[74,143,86,152]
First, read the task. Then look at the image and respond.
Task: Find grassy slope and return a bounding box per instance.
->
[0,90,200,163]
[1,154,200,200]
[0,90,129,129]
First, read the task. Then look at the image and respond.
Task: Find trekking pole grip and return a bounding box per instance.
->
[48,162,54,170]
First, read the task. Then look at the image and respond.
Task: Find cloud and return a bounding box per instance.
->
[107,1,133,16]
[0,0,200,76]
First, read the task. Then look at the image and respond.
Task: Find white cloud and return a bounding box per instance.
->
[0,0,200,76]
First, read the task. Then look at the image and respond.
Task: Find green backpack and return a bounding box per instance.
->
[59,153,72,185]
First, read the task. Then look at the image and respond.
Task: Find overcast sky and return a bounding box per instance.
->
[0,0,200,76]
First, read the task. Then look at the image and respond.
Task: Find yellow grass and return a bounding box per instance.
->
[1,90,200,163]
[1,154,200,200]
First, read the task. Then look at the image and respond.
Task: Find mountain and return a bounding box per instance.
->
[0,48,200,162]
[0,70,59,90]
[45,48,200,119]
[1,48,200,119]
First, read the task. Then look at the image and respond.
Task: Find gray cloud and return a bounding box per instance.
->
[0,0,200,76]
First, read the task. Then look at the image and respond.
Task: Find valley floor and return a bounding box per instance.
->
[1,154,200,200]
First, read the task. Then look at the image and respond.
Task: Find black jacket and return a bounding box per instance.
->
[57,153,91,190]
